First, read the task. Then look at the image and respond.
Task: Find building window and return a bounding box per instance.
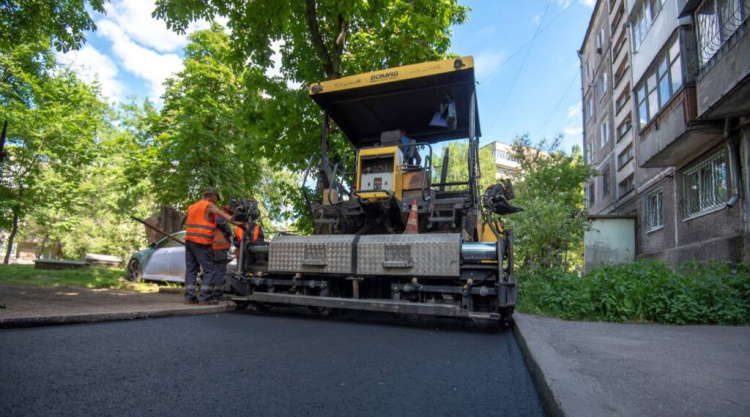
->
[618,144,634,169]
[589,182,596,206]
[634,38,683,129]
[617,116,632,141]
[616,85,630,114]
[696,0,750,68]
[585,61,591,81]
[494,149,515,162]
[619,174,635,197]
[645,188,664,231]
[598,73,608,100]
[586,97,594,122]
[600,119,610,148]
[632,0,665,51]
[602,167,610,196]
[682,150,729,218]
[585,141,593,164]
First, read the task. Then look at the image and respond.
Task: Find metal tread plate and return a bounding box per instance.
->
[268,235,356,274]
[357,233,461,277]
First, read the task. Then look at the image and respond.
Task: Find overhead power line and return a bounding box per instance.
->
[486,0,554,137]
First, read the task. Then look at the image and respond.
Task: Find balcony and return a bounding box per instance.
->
[638,86,724,167]
[689,0,750,119]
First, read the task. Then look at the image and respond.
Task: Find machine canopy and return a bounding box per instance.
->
[309,56,481,148]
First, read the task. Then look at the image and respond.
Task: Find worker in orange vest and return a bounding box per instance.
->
[211,216,234,300]
[184,186,236,305]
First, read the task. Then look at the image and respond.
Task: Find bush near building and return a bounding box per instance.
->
[517,260,750,325]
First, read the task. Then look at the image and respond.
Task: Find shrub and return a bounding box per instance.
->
[516,260,750,325]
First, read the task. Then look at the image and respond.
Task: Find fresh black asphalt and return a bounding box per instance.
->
[0,310,546,417]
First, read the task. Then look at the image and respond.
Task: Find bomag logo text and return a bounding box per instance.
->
[370,71,398,82]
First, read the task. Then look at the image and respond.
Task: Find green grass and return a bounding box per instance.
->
[0,264,166,293]
[517,260,750,325]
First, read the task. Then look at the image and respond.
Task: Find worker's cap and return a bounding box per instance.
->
[203,186,221,199]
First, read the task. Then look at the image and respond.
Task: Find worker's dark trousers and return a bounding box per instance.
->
[212,261,229,299]
[185,241,214,302]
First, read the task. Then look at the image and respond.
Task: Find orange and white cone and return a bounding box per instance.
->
[405,199,419,234]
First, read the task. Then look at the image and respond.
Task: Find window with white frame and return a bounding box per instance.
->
[619,174,635,197]
[588,182,596,206]
[618,144,634,169]
[586,97,594,122]
[635,38,683,129]
[645,188,664,231]
[600,119,610,148]
[597,73,608,100]
[585,141,593,164]
[632,0,665,51]
[682,150,729,218]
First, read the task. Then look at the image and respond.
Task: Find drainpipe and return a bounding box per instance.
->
[725,118,740,208]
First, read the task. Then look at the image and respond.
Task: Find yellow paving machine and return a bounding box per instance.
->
[229,56,521,324]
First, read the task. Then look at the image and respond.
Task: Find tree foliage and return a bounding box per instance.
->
[432,141,496,192]
[153,0,469,170]
[0,0,107,53]
[1,42,107,262]
[507,134,596,272]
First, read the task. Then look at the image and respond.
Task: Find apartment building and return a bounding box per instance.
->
[580,0,750,265]
[483,141,521,179]
[580,0,623,216]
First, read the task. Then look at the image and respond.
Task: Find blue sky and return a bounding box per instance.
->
[58,0,595,153]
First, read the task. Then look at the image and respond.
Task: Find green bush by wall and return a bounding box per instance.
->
[517,260,750,325]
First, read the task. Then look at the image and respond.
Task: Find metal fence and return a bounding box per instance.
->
[682,150,729,218]
[696,0,750,71]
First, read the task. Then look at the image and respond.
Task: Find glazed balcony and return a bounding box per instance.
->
[639,85,724,167]
[686,0,750,119]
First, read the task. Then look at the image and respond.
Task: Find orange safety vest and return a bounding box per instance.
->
[185,200,216,245]
[236,224,260,243]
[212,228,231,251]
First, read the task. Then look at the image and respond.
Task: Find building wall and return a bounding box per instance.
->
[581,0,750,267]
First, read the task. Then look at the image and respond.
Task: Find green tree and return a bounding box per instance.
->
[0,47,106,263]
[0,0,107,52]
[148,24,263,209]
[153,0,470,169]
[433,141,496,192]
[508,134,596,272]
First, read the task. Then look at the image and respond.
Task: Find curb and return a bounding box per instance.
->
[0,304,236,329]
[513,314,565,417]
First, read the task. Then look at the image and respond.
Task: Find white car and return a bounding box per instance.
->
[126,231,236,283]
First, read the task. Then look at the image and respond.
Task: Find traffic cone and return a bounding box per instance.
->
[405,199,419,234]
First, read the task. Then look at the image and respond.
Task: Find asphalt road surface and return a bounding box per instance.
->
[1,311,546,417]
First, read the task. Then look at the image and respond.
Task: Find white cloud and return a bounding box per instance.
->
[567,102,582,120]
[553,0,595,8]
[562,125,584,153]
[531,14,541,26]
[103,0,223,53]
[474,50,506,82]
[57,45,125,102]
[103,0,189,53]
[97,19,183,101]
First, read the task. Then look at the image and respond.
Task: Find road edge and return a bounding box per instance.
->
[0,304,236,329]
[513,313,565,417]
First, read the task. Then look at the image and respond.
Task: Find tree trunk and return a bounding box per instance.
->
[3,209,19,264]
[37,233,50,259]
